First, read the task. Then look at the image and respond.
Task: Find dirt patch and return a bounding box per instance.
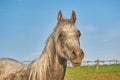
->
[87,76,120,80]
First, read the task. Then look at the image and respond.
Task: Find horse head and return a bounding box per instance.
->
[54,11,84,66]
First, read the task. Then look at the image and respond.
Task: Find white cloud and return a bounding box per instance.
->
[81,24,96,32]
[102,25,120,42]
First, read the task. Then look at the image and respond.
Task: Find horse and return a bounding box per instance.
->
[0,11,84,80]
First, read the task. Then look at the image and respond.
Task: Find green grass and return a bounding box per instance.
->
[65,64,120,80]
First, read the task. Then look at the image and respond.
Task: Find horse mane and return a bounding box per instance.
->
[0,22,68,80]
[27,20,74,80]
[27,25,62,80]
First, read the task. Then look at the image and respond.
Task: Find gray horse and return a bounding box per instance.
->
[0,11,84,80]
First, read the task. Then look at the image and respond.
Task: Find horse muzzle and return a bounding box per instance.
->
[70,48,84,67]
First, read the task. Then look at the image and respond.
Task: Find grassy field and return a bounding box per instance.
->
[64,64,120,80]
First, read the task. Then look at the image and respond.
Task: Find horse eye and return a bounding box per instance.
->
[77,30,81,37]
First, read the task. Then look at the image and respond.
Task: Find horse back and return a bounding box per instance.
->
[0,58,24,80]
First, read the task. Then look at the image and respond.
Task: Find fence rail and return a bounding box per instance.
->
[67,59,120,68]
[22,59,120,69]
[82,59,120,66]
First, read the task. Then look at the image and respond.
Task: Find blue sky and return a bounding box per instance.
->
[0,0,120,62]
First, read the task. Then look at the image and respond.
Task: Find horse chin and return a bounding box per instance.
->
[70,59,81,67]
[72,62,81,67]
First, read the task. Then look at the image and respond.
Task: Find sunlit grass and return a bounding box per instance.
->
[64,64,120,80]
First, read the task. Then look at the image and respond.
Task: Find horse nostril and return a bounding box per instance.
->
[79,50,84,59]
[72,50,76,58]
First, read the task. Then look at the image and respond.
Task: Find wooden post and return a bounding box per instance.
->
[95,59,100,70]
[87,61,89,68]
[103,61,105,65]
[67,61,70,68]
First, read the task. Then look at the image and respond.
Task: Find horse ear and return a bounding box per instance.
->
[71,11,76,23]
[57,10,63,22]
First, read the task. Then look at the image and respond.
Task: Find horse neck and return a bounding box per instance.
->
[28,34,67,80]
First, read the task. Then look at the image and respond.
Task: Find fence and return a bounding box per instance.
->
[22,59,120,69]
[82,59,120,66]
[67,59,120,68]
